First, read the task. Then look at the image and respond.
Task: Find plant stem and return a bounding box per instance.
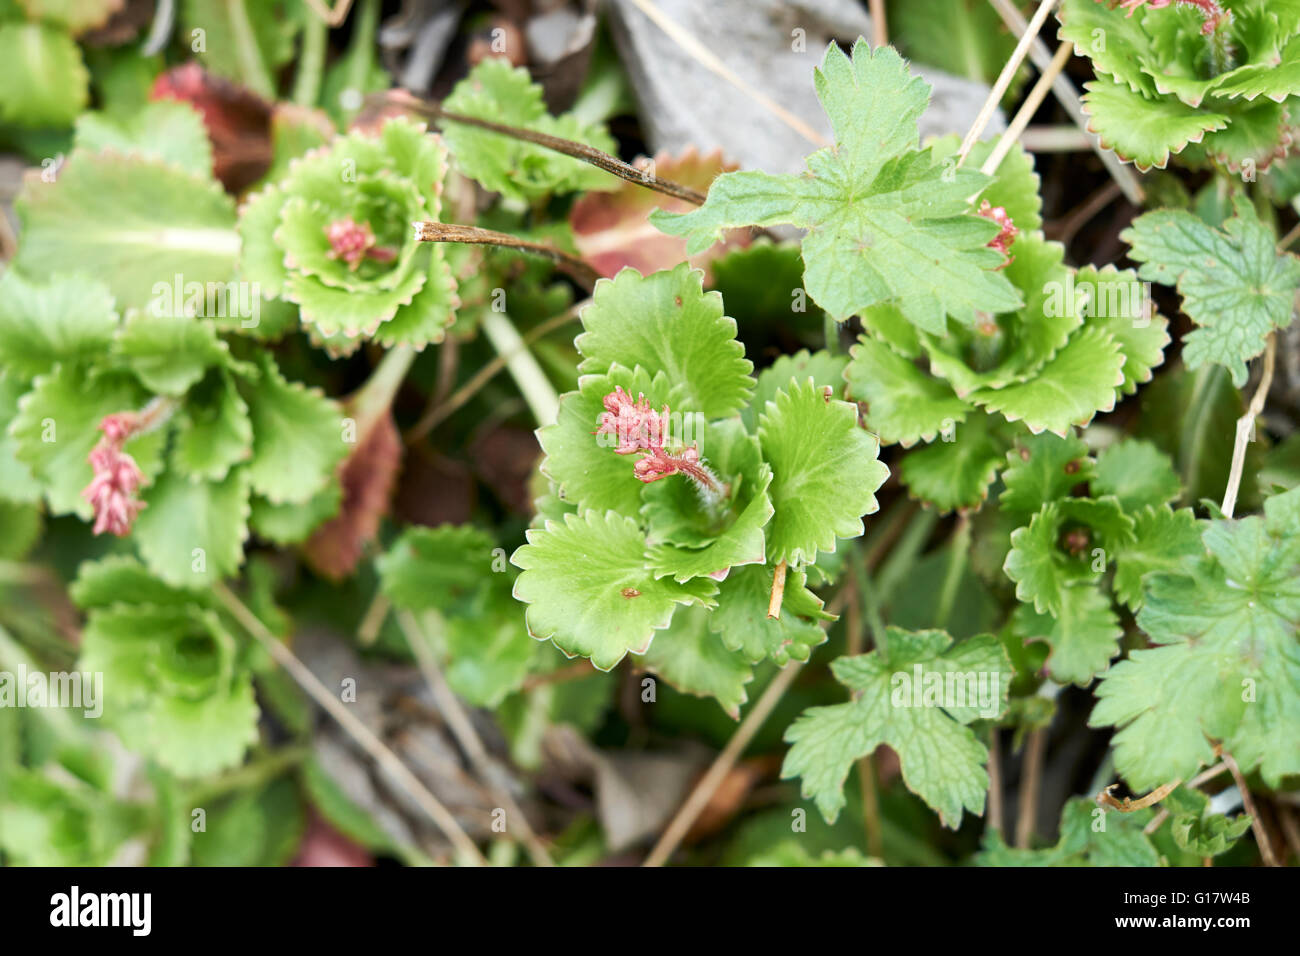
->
[413,221,600,291]
[228,0,275,99]
[293,9,329,107]
[213,582,488,866]
[1222,333,1276,517]
[477,309,561,428]
[767,560,788,619]
[935,513,972,630]
[987,728,1004,834]
[1221,749,1280,866]
[869,0,888,48]
[404,303,583,444]
[1015,726,1047,848]
[981,40,1073,176]
[957,0,1059,167]
[401,98,709,205]
[185,746,307,805]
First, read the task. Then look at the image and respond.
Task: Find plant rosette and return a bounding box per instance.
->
[238,116,459,355]
[510,264,884,691]
[1060,0,1300,171]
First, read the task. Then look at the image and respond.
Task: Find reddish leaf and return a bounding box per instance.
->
[150,63,273,192]
[303,412,402,582]
[569,148,749,279]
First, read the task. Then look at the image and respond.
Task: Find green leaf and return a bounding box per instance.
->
[758,378,889,565]
[171,370,253,481]
[241,353,346,505]
[0,22,88,127]
[79,601,259,777]
[1073,265,1171,396]
[1092,438,1181,511]
[575,265,753,419]
[976,797,1160,866]
[180,0,300,99]
[443,605,536,709]
[1081,78,1227,171]
[0,270,118,380]
[247,483,341,545]
[133,466,251,587]
[71,554,213,611]
[18,0,124,34]
[1164,787,1253,857]
[635,605,753,719]
[643,419,773,582]
[11,367,166,517]
[377,524,499,615]
[0,374,41,504]
[1093,490,1300,789]
[1057,0,1158,96]
[782,629,1010,826]
[15,151,239,313]
[1014,583,1122,686]
[1004,498,1135,616]
[845,333,968,447]
[113,312,232,395]
[441,56,617,201]
[1123,196,1300,386]
[708,563,828,666]
[898,412,1006,513]
[652,41,1021,330]
[540,364,678,516]
[1000,431,1095,516]
[0,500,41,560]
[73,101,214,178]
[511,510,718,670]
[744,349,847,431]
[971,326,1125,436]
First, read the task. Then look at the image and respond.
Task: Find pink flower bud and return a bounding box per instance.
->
[325,217,396,271]
[82,413,149,537]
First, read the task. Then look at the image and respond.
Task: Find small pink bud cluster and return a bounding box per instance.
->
[1101,0,1228,35]
[82,413,147,537]
[978,200,1018,266]
[596,387,723,494]
[325,217,397,271]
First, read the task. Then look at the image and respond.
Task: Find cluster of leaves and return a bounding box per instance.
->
[1060,0,1300,171]
[510,263,883,715]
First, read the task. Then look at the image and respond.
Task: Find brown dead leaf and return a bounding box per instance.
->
[569,147,748,279]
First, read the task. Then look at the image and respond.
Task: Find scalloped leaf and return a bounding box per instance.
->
[845,334,968,447]
[133,465,251,587]
[758,378,889,565]
[10,367,167,517]
[652,41,1021,331]
[0,22,88,127]
[782,629,1010,826]
[1000,431,1095,516]
[73,101,214,178]
[575,265,753,419]
[970,326,1125,436]
[744,349,848,431]
[15,151,239,313]
[1073,265,1171,396]
[171,370,253,481]
[1082,78,1227,171]
[898,411,1006,513]
[1122,195,1300,386]
[708,563,828,666]
[635,605,753,719]
[1112,505,1205,610]
[1091,438,1181,510]
[1014,583,1122,686]
[0,271,118,380]
[241,353,346,505]
[510,510,718,671]
[441,56,617,201]
[377,524,499,615]
[113,312,232,395]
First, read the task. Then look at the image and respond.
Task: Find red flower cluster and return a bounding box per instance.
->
[82,413,147,537]
[325,217,396,271]
[978,200,1018,266]
[596,387,722,493]
[1102,0,1228,35]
